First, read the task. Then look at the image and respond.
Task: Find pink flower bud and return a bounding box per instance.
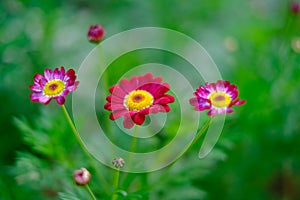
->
[290,2,300,14]
[73,168,91,186]
[87,24,105,43]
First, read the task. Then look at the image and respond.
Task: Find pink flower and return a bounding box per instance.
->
[29,66,79,105]
[73,168,91,186]
[104,73,175,129]
[190,80,246,116]
[87,24,105,43]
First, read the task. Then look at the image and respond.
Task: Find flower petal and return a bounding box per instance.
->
[154,95,174,104]
[123,115,134,129]
[104,102,112,111]
[29,85,43,92]
[119,78,136,93]
[110,110,128,120]
[111,85,127,98]
[30,92,51,104]
[132,113,145,125]
[56,96,65,105]
[44,68,53,81]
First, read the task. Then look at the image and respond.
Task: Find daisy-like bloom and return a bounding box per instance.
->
[189,80,246,116]
[104,73,175,129]
[30,66,79,105]
[73,168,91,186]
[87,24,105,43]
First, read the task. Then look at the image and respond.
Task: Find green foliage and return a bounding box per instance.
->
[1,0,300,199]
[9,105,231,199]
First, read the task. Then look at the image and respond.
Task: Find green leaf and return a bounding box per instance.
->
[58,192,81,200]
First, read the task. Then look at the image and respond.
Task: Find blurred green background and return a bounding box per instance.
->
[1,0,300,199]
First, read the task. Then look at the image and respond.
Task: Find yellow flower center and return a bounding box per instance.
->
[208,91,231,108]
[125,90,154,111]
[43,79,65,97]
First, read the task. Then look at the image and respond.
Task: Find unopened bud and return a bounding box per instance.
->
[112,157,125,168]
[73,168,91,186]
[290,2,300,14]
[87,24,105,43]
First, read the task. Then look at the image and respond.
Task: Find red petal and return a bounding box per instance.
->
[109,85,116,93]
[132,113,145,125]
[104,102,112,110]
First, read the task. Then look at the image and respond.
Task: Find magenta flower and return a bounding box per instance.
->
[73,168,91,186]
[104,73,175,129]
[189,80,246,116]
[30,66,79,105]
[87,24,105,43]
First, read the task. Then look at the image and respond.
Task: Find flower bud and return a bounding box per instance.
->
[112,157,125,168]
[290,2,300,14]
[73,168,91,186]
[87,24,105,43]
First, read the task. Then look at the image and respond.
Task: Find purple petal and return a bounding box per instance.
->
[44,68,53,81]
[34,74,44,85]
[56,96,65,105]
[30,92,51,104]
[60,89,69,97]
[29,85,42,92]
[66,84,77,92]
[216,80,225,91]
[53,68,61,79]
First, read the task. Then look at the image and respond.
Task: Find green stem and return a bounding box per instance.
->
[148,118,212,189]
[61,105,87,153]
[85,184,97,200]
[61,105,110,190]
[111,169,120,200]
[130,125,139,153]
[190,117,212,147]
[174,117,212,163]
[121,126,139,189]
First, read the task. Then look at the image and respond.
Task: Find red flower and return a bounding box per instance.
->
[190,80,246,116]
[29,66,79,105]
[104,73,175,129]
[87,24,105,43]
